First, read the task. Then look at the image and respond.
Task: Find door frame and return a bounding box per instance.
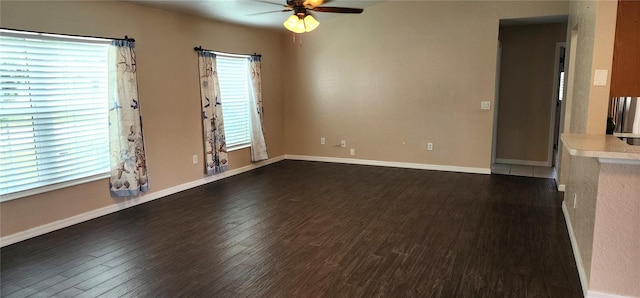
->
[491,40,502,165]
[548,42,567,167]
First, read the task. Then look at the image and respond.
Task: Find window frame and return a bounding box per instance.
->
[0,29,112,202]
[215,54,252,152]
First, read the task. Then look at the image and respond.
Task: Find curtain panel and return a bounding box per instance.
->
[248,55,268,161]
[198,52,229,174]
[108,40,149,197]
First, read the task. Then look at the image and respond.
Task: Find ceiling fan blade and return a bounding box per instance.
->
[311,6,363,13]
[247,9,291,16]
[253,0,288,8]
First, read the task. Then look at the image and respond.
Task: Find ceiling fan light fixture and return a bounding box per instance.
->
[283,13,320,33]
[303,15,320,32]
[284,14,306,33]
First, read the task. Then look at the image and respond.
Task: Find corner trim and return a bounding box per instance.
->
[562,201,589,297]
[284,155,491,174]
[0,155,285,247]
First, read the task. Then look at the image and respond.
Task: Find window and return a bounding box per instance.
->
[0,30,111,200]
[558,71,565,101]
[216,55,251,150]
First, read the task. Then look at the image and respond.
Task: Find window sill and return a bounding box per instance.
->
[0,172,110,203]
[227,143,251,152]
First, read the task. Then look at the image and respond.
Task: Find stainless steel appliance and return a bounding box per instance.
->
[610,96,640,145]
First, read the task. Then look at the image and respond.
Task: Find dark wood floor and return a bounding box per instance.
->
[1,160,583,297]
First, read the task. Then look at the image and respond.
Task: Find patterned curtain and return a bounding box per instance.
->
[108,40,149,197]
[248,55,268,161]
[198,52,229,174]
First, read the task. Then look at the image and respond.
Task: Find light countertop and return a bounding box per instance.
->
[561,134,640,163]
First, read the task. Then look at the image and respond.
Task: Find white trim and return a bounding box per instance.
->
[227,143,251,152]
[588,291,634,298]
[284,155,491,174]
[562,201,589,298]
[494,158,549,167]
[491,40,502,165]
[557,183,566,192]
[0,154,488,247]
[0,155,285,247]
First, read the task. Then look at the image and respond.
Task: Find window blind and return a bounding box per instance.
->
[216,56,251,149]
[0,33,110,197]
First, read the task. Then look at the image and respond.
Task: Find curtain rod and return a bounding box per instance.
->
[0,27,135,42]
[194,46,261,58]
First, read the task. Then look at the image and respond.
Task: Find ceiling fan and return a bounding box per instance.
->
[253,0,364,33]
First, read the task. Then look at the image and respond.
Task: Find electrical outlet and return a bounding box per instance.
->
[321,137,325,145]
[573,193,577,208]
[481,101,491,110]
[192,155,198,165]
[350,148,355,156]
[341,140,346,148]
[427,142,433,151]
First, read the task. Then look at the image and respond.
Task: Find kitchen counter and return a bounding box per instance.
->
[561,134,640,164]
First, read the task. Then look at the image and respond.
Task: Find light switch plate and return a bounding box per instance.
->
[594,69,608,86]
[481,101,491,110]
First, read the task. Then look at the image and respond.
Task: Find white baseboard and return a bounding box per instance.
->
[588,291,635,298]
[0,155,487,247]
[285,155,491,174]
[562,201,589,297]
[0,155,285,247]
[495,158,550,167]
[6,155,630,298]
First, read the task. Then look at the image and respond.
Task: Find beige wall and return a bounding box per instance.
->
[566,157,640,297]
[0,0,286,237]
[496,23,567,163]
[0,0,571,238]
[283,1,569,169]
[565,155,600,281]
[561,0,633,295]
[590,163,640,296]
[564,0,617,135]
[558,0,615,192]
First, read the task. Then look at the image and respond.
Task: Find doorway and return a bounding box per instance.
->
[491,20,568,178]
[552,43,567,167]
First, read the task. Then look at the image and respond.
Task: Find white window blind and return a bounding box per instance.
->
[0,32,110,199]
[216,55,251,150]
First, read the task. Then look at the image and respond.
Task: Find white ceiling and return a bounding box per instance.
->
[128,0,384,30]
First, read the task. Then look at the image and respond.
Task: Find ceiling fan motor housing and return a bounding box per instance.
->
[293,6,308,16]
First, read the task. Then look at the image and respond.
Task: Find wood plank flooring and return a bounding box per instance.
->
[0,160,583,297]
